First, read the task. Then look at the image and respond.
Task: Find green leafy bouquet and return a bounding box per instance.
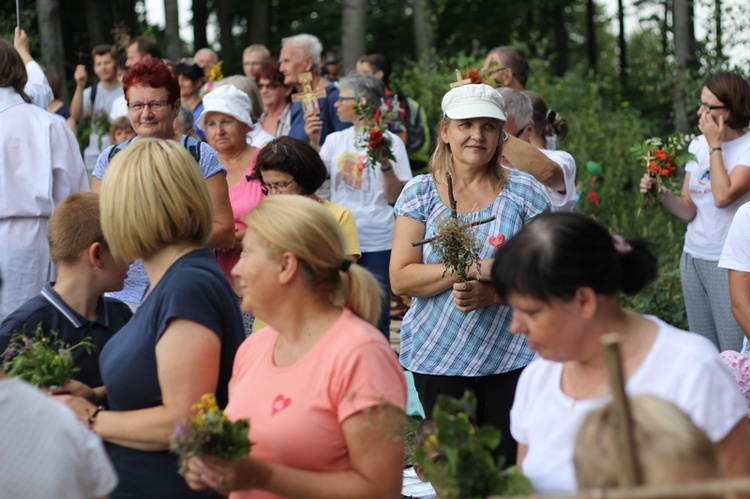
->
[414,391,531,498]
[170,393,252,474]
[631,132,696,211]
[1,323,94,387]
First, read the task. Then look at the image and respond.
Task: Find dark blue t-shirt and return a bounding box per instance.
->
[99,248,245,498]
[0,284,132,387]
[288,83,351,143]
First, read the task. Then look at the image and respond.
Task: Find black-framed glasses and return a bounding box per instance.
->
[337,96,357,103]
[698,101,727,111]
[127,101,169,112]
[261,179,295,194]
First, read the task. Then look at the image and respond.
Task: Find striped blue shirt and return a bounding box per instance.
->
[394,171,550,376]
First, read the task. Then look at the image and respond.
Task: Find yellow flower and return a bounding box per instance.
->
[209,61,224,82]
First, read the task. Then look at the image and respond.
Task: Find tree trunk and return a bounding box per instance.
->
[192,0,208,52]
[617,0,627,88]
[248,0,269,45]
[164,0,182,60]
[341,0,366,73]
[412,0,434,63]
[673,0,694,133]
[217,0,236,71]
[714,0,722,59]
[82,0,110,47]
[586,0,597,72]
[552,3,568,76]
[37,0,66,99]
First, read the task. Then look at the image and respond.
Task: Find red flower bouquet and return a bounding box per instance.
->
[354,101,397,170]
[632,132,695,211]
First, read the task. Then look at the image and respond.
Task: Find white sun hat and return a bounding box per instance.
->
[441,83,506,121]
[197,84,255,130]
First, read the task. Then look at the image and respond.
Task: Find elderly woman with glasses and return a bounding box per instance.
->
[256,61,292,138]
[198,84,266,334]
[91,58,234,311]
[640,72,750,353]
[306,74,412,338]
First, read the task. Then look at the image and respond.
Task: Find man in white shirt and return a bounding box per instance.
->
[71,44,124,171]
[0,37,88,322]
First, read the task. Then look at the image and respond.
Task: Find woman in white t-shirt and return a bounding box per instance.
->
[490,212,750,494]
[305,75,412,338]
[640,72,750,352]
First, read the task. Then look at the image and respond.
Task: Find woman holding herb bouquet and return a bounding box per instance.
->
[60,139,245,498]
[389,83,550,466]
[305,74,412,339]
[183,195,406,498]
[639,72,750,352]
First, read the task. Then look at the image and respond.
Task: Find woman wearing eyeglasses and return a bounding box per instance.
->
[198,84,266,335]
[257,61,292,138]
[305,74,411,339]
[91,59,234,311]
[640,72,750,352]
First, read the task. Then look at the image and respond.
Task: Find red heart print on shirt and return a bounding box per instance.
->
[272,394,292,416]
[489,234,506,248]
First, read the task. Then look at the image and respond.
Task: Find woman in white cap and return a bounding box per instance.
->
[390,83,550,465]
[198,84,265,334]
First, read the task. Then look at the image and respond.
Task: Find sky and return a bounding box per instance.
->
[142,0,748,65]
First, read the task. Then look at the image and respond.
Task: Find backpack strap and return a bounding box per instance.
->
[89,82,98,114]
[107,137,134,162]
[182,135,201,163]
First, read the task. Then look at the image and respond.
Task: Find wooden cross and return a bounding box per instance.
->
[75,47,88,64]
[450,70,472,88]
[291,72,327,115]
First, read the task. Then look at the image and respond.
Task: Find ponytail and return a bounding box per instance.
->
[545,109,568,142]
[618,238,657,295]
[342,264,383,326]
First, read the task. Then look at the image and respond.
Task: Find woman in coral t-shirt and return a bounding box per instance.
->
[183,196,406,498]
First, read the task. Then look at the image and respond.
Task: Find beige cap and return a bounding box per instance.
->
[441,83,506,121]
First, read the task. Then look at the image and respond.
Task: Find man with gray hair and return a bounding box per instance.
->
[194,47,218,78]
[498,87,577,212]
[279,33,349,144]
[173,104,196,137]
[482,46,528,90]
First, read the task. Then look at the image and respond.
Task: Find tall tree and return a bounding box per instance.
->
[82,0,112,47]
[37,0,66,98]
[586,0,597,71]
[552,3,568,76]
[248,0,269,46]
[617,0,628,87]
[217,0,236,72]
[164,0,181,60]
[672,0,694,133]
[412,0,434,63]
[192,0,209,51]
[714,0,722,59]
[341,0,365,72]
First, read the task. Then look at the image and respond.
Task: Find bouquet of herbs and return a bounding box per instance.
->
[414,391,531,498]
[91,109,111,150]
[170,393,252,474]
[1,323,94,387]
[354,100,397,170]
[432,213,483,282]
[631,132,696,211]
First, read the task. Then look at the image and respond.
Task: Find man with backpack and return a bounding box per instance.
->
[71,44,124,172]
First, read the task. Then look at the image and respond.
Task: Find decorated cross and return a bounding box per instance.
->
[291,72,327,115]
[450,70,472,88]
[16,0,20,28]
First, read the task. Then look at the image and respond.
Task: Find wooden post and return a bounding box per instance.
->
[601,333,642,487]
[291,72,327,115]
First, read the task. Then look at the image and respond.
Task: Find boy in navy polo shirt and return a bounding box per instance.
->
[0,192,131,390]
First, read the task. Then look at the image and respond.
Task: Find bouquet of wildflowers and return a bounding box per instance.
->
[632,132,695,211]
[354,100,397,170]
[1,323,94,387]
[170,393,252,474]
[432,214,483,282]
[201,61,224,96]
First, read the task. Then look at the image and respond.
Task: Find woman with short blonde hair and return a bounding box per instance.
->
[63,139,245,498]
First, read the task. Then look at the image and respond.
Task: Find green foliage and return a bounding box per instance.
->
[414,391,532,498]
[1,323,95,387]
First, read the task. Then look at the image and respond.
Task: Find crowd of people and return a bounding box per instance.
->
[1,22,750,499]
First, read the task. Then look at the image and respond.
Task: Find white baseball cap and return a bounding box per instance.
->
[197,84,255,130]
[441,83,506,121]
